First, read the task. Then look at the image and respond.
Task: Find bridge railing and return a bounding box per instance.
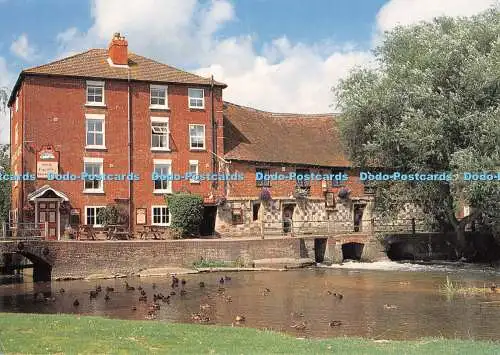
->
[260,218,431,237]
[1,222,48,240]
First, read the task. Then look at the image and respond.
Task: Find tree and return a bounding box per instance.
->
[335,9,500,255]
[0,87,10,224]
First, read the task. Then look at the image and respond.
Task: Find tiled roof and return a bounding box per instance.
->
[223,102,350,167]
[9,48,226,105]
[23,49,226,86]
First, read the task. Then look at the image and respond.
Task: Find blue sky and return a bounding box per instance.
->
[0,0,497,142]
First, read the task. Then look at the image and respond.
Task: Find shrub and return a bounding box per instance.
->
[166,193,204,238]
[97,204,129,226]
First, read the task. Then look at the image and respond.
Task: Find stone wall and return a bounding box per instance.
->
[1,239,303,280]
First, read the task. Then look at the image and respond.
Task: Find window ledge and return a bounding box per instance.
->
[151,148,171,152]
[83,190,105,194]
[154,190,172,195]
[189,106,205,110]
[189,148,206,152]
[85,146,107,151]
[149,105,170,111]
[85,103,107,108]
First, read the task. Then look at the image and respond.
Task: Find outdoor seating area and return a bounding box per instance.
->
[71,225,167,240]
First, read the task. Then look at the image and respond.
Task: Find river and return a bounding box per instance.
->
[1,261,500,340]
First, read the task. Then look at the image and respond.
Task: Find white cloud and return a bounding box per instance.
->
[53,0,498,115]
[10,34,38,61]
[376,0,498,33]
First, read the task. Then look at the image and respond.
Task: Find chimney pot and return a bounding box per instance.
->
[108,32,128,65]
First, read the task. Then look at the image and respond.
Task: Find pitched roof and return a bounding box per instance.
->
[9,48,226,105]
[223,102,350,167]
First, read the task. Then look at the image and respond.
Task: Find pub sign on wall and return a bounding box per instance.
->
[36,145,59,179]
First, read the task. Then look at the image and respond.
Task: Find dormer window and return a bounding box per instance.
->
[86,81,105,106]
[150,85,168,109]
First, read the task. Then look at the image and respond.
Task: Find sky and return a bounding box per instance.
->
[0,0,499,143]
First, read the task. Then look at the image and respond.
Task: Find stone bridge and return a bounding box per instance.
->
[0,233,384,281]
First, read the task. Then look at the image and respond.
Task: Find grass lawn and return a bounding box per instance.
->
[0,313,499,354]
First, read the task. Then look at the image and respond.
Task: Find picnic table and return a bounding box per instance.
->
[78,225,96,240]
[105,224,131,240]
[137,225,164,240]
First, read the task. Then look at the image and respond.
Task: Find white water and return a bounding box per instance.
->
[319,260,500,275]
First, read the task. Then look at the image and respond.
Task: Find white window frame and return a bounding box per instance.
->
[151,205,171,226]
[83,157,104,193]
[153,159,172,194]
[85,113,106,149]
[150,85,168,110]
[188,160,200,184]
[151,116,170,151]
[86,80,105,106]
[188,88,205,109]
[189,124,206,150]
[84,206,106,227]
[15,96,19,112]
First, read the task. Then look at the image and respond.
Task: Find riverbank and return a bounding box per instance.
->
[0,313,498,354]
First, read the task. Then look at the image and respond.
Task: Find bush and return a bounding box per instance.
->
[166,193,204,238]
[97,204,129,226]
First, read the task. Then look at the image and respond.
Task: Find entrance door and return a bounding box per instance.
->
[282,204,295,233]
[38,201,58,240]
[353,204,365,232]
[200,206,217,236]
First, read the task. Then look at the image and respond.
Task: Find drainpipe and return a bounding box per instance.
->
[210,75,217,192]
[127,69,132,231]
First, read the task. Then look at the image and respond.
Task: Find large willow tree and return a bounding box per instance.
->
[335,9,500,254]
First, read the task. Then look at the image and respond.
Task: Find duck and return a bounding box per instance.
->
[180,289,187,296]
[491,284,497,292]
[263,288,271,296]
[105,286,114,292]
[104,294,110,302]
[89,290,98,299]
[290,321,307,331]
[329,320,342,327]
[199,281,205,288]
[149,303,161,311]
[138,286,143,291]
[59,288,65,294]
[383,304,398,310]
[219,277,225,284]
[181,279,187,286]
[235,315,245,322]
[139,295,148,302]
[140,289,147,296]
[73,299,80,307]
[152,283,157,289]
[170,291,176,296]
[224,276,232,281]
[132,306,137,311]
[125,282,135,291]
[333,293,343,300]
[96,285,102,293]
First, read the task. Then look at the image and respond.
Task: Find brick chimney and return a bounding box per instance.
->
[108,32,128,65]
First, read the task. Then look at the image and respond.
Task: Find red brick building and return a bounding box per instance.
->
[8,33,226,239]
[217,102,377,236]
[8,33,422,239]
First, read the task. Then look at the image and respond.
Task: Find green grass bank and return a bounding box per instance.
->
[0,313,499,354]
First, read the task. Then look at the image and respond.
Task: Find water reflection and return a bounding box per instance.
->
[1,265,500,340]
